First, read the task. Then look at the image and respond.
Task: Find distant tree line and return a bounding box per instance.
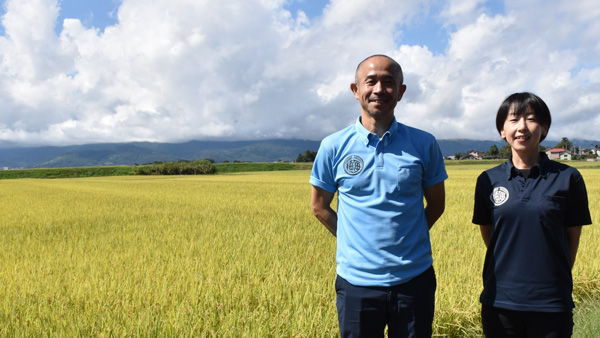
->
[452,137,598,160]
[296,150,317,162]
[134,160,216,175]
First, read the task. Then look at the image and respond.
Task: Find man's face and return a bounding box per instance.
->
[351,56,406,119]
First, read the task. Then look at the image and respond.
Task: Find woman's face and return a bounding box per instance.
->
[500,105,547,154]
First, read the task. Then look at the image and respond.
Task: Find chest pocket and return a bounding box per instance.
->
[397,164,422,196]
[539,195,568,229]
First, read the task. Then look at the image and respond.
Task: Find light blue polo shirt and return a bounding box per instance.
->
[310,117,447,286]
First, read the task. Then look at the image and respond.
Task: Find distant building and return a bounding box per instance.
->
[560,153,572,161]
[467,151,483,160]
[546,148,566,160]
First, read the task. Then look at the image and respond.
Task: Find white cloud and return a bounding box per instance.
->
[440,0,488,27]
[0,0,598,147]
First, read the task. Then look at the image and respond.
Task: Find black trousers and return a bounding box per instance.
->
[481,304,573,338]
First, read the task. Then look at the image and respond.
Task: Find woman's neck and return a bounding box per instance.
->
[511,149,541,169]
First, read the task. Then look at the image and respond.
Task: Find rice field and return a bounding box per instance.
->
[0,163,598,337]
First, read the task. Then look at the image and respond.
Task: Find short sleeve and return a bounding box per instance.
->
[309,140,337,193]
[472,172,493,225]
[423,137,448,188]
[566,171,592,227]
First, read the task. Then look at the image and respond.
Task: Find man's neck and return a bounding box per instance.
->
[360,113,394,138]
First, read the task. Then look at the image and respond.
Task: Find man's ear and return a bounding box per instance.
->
[397,84,407,101]
[350,83,359,99]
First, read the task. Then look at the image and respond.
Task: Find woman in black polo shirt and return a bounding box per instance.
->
[472,92,592,337]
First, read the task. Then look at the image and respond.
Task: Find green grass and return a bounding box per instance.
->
[0,162,314,179]
[2,159,596,179]
[214,162,309,173]
[0,166,136,179]
[574,299,600,337]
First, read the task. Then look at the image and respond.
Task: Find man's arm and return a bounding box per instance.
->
[566,226,582,268]
[479,225,492,248]
[423,181,445,229]
[311,186,338,237]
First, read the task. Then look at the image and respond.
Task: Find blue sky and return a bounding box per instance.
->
[54,0,120,34]
[286,0,329,20]
[43,0,492,55]
[0,0,598,147]
[43,0,504,55]
[54,0,330,34]
[0,0,333,35]
[0,0,121,35]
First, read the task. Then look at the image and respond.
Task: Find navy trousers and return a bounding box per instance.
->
[335,266,436,338]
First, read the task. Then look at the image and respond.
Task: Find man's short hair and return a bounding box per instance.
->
[355,55,404,85]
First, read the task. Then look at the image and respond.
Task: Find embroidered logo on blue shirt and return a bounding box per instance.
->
[491,186,509,206]
[343,155,364,175]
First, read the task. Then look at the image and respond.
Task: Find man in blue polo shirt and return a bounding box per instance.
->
[310,54,447,337]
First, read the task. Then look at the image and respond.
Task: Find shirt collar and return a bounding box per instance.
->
[354,116,398,146]
[506,152,549,179]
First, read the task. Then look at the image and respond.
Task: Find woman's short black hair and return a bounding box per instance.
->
[496,92,552,142]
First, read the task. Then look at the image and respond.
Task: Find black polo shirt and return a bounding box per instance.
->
[472,153,592,312]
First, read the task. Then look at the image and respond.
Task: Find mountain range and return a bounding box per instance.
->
[1,138,598,169]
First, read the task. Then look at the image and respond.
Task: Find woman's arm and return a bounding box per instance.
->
[566,226,582,268]
[480,225,493,248]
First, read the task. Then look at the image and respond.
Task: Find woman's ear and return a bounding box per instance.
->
[541,125,549,140]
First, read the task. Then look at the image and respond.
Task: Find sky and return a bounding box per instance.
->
[0,0,599,147]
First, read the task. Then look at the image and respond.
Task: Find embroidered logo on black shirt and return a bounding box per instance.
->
[343,155,364,175]
[491,186,509,206]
